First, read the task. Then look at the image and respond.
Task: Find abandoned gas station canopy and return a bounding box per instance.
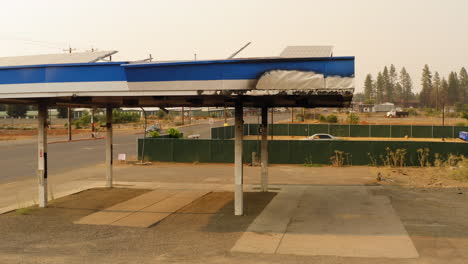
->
[0,48,354,108]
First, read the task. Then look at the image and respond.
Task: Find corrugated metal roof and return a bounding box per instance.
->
[280,46,333,58]
[0,50,117,67]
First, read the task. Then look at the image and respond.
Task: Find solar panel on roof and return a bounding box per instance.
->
[0,50,117,67]
[280,46,333,58]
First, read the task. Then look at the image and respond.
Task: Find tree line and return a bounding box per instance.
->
[360,65,468,109]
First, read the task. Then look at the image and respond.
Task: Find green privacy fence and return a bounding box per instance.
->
[138,138,467,166]
[212,124,467,139]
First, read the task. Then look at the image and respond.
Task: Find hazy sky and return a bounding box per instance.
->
[1,0,467,92]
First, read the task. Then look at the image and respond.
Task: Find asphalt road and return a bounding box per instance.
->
[0,113,290,184]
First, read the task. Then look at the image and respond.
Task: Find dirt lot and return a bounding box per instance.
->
[0,188,276,264]
[243,135,466,143]
[278,111,466,126]
[1,163,468,263]
[0,128,93,141]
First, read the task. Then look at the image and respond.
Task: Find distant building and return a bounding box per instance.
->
[357,104,374,113]
[373,102,395,112]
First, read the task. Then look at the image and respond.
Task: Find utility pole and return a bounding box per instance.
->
[63,46,76,54]
[442,103,445,126]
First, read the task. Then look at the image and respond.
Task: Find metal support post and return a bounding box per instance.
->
[261,107,269,192]
[67,107,72,141]
[234,103,244,215]
[37,103,48,207]
[106,106,113,187]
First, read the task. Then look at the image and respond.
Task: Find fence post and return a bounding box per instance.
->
[390,124,392,138]
[369,124,371,137]
[410,125,413,138]
[432,125,434,138]
[348,124,351,137]
[328,123,330,134]
[452,126,455,138]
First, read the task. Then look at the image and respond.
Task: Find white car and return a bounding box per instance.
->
[306,134,340,141]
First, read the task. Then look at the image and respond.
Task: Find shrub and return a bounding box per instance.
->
[112,110,140,123]
[319,115,327,122]
[148,130,160,138]
[407,108,418,116]
[462,111,468,120]
[417,148,431,167]
[295,113,304,122]
[73,112,92,128]
[304,112,315,120]
[455,122,466,127]
[450,157,468,181]
[347,113,360,124]
[381,147,407,167]
[424,108,441,117]
[330,150,351,166]
[155,109,167,119]
[326,114,338,123]
[167,127,183,138]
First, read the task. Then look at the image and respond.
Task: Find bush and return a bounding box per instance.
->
[424,108,440,117]
[455,122,466,127]
[112,110,140,123]
[73,112,92,128]
[304,112,316,120]
[326,114,338,123]
[347,113,360,124]
[462,111,468,120]
[407,108,418,116]
[147,130,160,138]
[155,109,167,119]
[295,113,304,122]
[167,127,183,138]
[319,115,327,122]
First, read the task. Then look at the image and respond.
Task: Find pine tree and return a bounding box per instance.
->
[363,74,374,102]
[447,71,459,105]
[56,107,68,119]
[389,64,398,102]
[420,64,433,107]
[440,78,449,106]
[459,67,468,104]
[400,67,413,105]
[431,72,441,109]
[394,82,403,104]
[376,72,385,104]
[6,104,28,118]
[382,66,393,102]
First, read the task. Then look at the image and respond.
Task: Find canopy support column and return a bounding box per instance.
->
[234,102,244,216]
[261,107,269,192]
[106,106,113,188]
[37,103,48,208]
[67,107,72,141]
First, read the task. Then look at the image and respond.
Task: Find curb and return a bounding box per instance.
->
[48,137,105,144]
